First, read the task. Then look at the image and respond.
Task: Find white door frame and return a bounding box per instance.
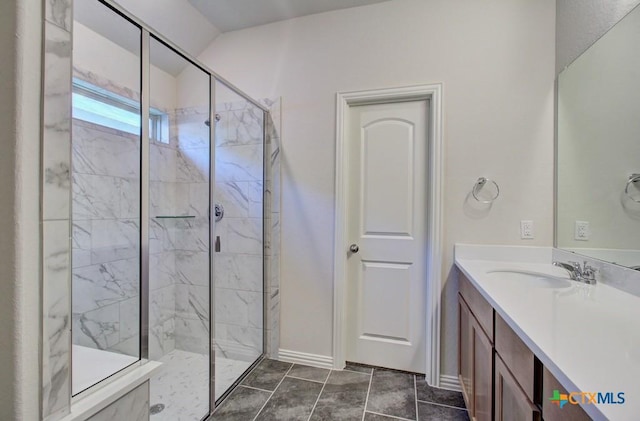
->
[333,84,444,387]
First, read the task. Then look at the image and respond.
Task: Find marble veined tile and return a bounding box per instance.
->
[72,220,91,250]
[91,219,138,250]
[225,217,263,255]
[73,302,120,350]
[175,284,209,321]
[43,22,71,221]
[248,181,264,218]
[150,350,210,421]
[175,108,210,150]
[172,217,209,252]
[214,253,263,292]
[187,182,209,218]
[150,144,177,183]
[224,106,264,146]
[215,144,263,183]
[88,383,149,421]
[150,251,178,290]
[215,289,263,328]
[175,250,209,287]
[72,173,121,220]
[72,122,140,179]
[149,286,176,360]
[215,323,263,362]
[216,181,249,218]
[119,296,140,344]
[72,259,139,313]
[45,0,72,31]
[42,220,71,418]
[177,148,209,183]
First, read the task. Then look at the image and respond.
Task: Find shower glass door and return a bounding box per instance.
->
[148,36,212,420]
[71,0,142,395]
[213,81,265,400]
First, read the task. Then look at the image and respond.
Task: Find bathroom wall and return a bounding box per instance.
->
[556,0,640,73]
[0,0,42,418]
[199,0,556,380]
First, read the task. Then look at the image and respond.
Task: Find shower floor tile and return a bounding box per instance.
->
[150,349,254,421]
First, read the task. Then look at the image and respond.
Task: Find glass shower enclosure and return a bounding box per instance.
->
[70,1,267,419]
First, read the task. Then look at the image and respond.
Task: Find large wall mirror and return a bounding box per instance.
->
[556,3,640,269]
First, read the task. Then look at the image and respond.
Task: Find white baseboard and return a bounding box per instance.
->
[438,374,462,392]
[277,349,334,369]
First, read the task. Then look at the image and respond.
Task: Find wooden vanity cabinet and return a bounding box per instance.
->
[459,274,494,421]
[495,355,541,421]
[458,271,593,420]
[459,273,541,421]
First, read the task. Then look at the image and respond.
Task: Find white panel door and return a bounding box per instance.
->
[345,100,428,373]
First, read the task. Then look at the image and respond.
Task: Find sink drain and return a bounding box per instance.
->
[150,404,165,415]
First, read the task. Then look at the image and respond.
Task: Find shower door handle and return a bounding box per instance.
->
[215,236,221,252]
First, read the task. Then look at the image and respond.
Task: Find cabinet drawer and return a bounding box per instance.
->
[495,354,541,421]
[459,273,493,341]
[495,313,535,401]
[542,367,590,421]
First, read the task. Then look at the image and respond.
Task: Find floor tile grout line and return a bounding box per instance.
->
[413,375,419,421]
[415,400,468,411]
[361,367,374,421]
[251,363,294,421]
[305,368,332,421]
[286,374,326,384]
[365,410,416,421]
[239,384,273,394]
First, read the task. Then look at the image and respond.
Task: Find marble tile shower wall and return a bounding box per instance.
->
[263,98,282,360]
[42,1,73,418]
[171,106,211,357]
[71,120,141,356]
[214,100,266,362]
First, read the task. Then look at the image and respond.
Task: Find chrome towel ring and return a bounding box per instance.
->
[472,177,500,204]
[624,174,640,203]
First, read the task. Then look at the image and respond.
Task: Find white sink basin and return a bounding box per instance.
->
[486,270,572,289]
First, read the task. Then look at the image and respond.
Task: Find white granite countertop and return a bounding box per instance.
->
[455,245,640,421]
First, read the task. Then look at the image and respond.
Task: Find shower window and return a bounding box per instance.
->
[72,79,169,143]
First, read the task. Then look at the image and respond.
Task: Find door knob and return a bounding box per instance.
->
[349,244,359,253]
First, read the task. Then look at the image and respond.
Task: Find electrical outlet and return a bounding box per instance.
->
[575,221,590,241]
[520,220,534,239]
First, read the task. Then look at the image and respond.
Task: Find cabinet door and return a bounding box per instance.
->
[459,296,474,414]
[472,315,493,421]
[542,367,590,421]
[495,355,541,421]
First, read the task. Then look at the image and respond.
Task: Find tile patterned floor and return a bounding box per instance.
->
[150,350,253,421]
[210,360,470,421]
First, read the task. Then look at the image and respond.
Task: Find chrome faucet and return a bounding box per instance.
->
[552,261,598,284]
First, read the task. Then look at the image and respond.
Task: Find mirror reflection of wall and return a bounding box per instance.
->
[556,3,640,268]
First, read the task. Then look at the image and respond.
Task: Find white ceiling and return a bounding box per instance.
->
[75,0,392,76]
[187,0,393,33]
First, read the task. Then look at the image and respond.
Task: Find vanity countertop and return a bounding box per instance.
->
[455,246,640,421]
